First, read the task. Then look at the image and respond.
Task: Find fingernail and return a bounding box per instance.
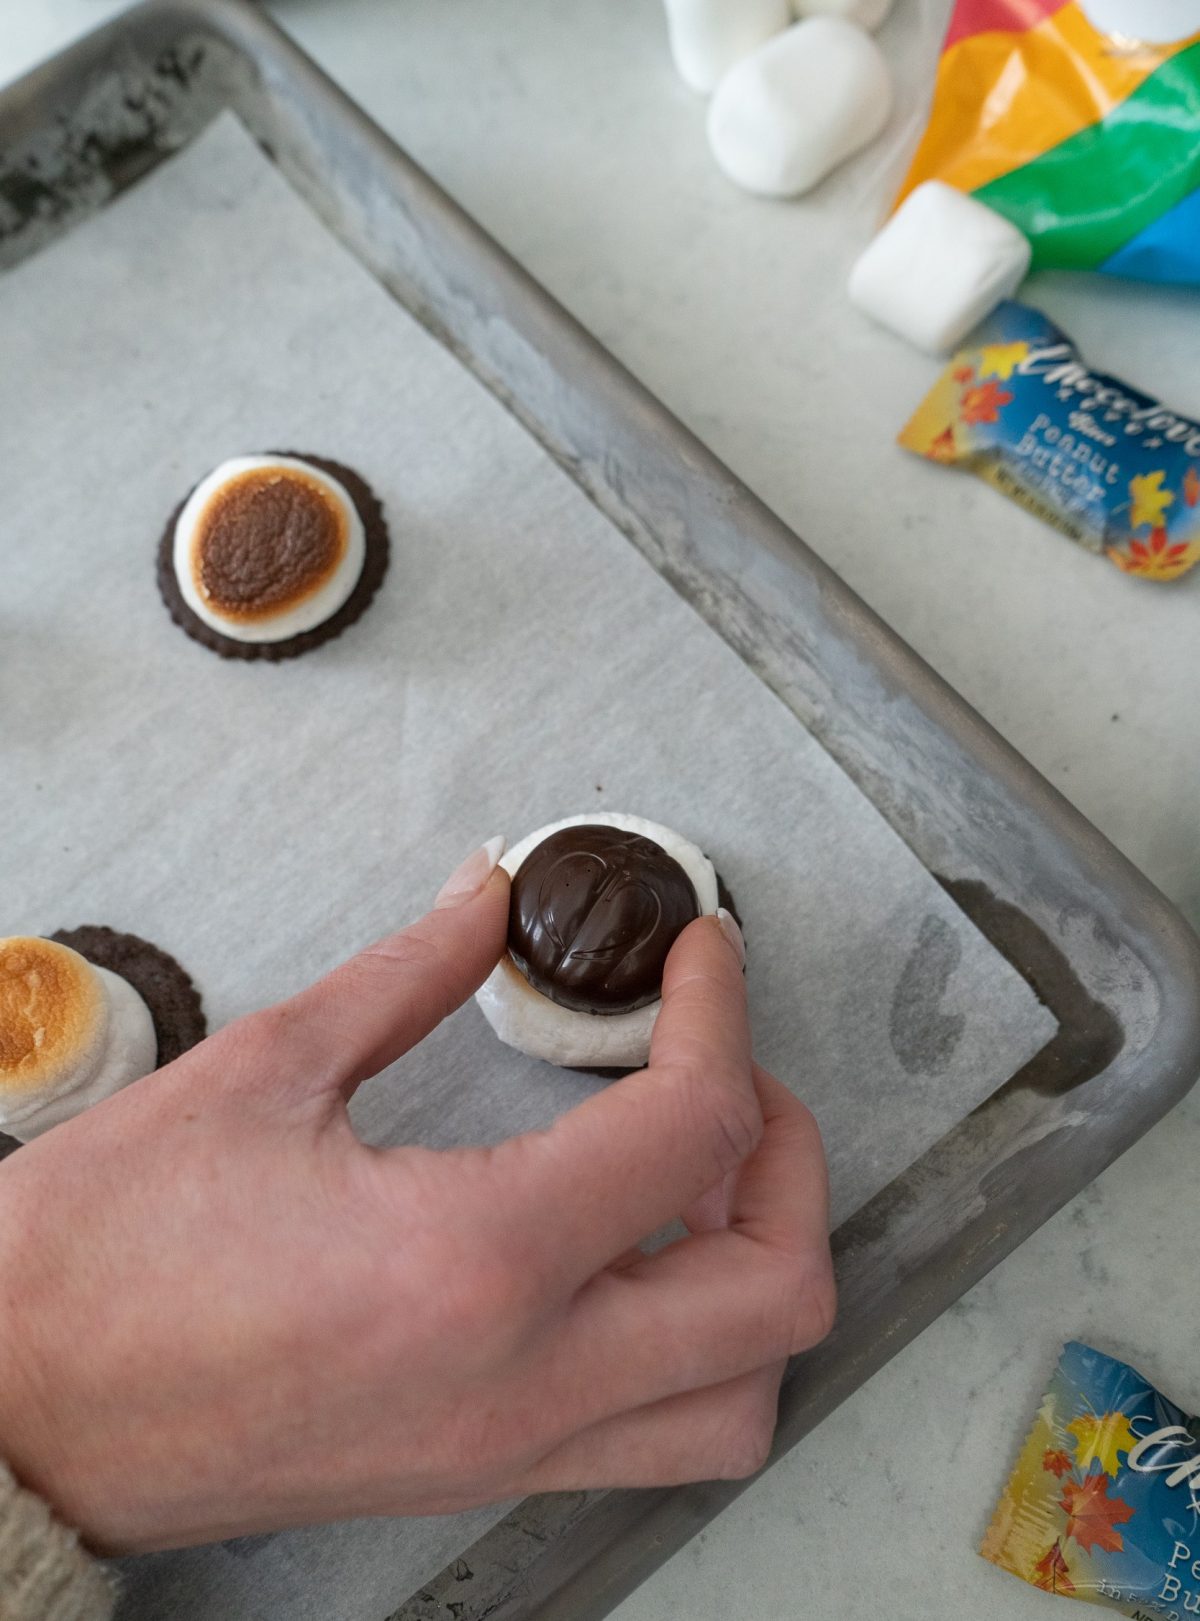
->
[435,836,506,908]
[716,907,745,967]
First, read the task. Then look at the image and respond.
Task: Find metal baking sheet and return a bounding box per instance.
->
[2,105,1057,1619]
[1,5,1198,1619]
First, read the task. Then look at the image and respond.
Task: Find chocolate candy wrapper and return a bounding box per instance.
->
[900,302,1200,582]
[983,1341,1200,1615]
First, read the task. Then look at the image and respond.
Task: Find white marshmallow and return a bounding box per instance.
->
[173,455,366,644]
[475,813,719,1071]
[663,0,792,94]
[0,938,157,1140]
[707,18,893,197]
[792,0,894,32]
[847,180,1032,355]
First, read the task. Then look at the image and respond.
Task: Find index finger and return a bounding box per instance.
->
[496,911,760,1287]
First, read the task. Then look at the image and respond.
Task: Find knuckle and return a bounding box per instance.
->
[711,1401,776,1480]
[364,930,462,1025]
[361,930,442,974]
[785,1255,838,1354]
[753,1270,808,1361]
[679,1070,760,1179]
[750,1254,836,1360]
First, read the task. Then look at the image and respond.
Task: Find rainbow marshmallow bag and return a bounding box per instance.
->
[897,0,1200,286]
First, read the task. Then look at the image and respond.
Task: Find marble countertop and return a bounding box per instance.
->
[6,3,1200,1617]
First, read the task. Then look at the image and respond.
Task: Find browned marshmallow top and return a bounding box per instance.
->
[192,465,349,621]
[0,938,104,1096]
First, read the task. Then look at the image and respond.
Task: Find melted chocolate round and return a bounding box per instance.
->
[509,826,701,1015]
[195,467,345,619]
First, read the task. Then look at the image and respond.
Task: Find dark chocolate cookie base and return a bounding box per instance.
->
[50,926,206,1068]
[0,927,206,1161]
[573,871,742,1082]
[156,452,389,661]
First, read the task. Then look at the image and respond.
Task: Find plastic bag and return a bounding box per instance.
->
[896,0,1200,285]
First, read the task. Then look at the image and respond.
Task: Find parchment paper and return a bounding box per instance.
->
[0,116,1056,1619]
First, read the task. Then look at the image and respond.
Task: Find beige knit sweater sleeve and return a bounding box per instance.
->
[0,1461,114,1621]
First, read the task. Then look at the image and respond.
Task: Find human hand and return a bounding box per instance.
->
[0,841,834,1553]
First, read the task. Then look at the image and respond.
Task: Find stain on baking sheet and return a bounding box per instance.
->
[0,41,217,268]
[834,886,1125,1256]
[938,878,1123,1097]
[889,914,965,1075]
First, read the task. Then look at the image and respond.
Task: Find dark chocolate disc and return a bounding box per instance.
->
[508,826,700,1015]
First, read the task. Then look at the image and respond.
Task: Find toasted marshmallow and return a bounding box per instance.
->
[173,456,366,644]
[0,938,157,1140]
[475,813,719,1070]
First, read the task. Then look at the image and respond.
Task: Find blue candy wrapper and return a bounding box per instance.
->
[901,302,1200,581]
[984,1341,1200,1616]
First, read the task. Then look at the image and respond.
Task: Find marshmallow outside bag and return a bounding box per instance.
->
[707,18,893,198]
[475,813,719,1070]
[848,180,1032,355]
[173,455,366,644]
[663,0,792,94]
[791,0,893,32]
[0,938,157,1140]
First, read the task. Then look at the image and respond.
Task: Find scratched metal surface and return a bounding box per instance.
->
[1,7,1198,1619]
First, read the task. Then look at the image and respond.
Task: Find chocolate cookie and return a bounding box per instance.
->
[50,926,206,1068]
[0,927,205,1160]
[156,451,389,661]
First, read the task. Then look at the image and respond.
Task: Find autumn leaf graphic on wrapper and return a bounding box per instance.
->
[959,381,1013,427]
[982,1391,1079,1591]
[1066,1410,1136,1477]
[978,340,1029,382]
[927,426,958,463]
[1059,1474,1135,1555]
[982,1391,1139,1601]
[1110,530,1200,581]
[1128,470,1174,532]
[1032,1541,1075,1595]
[1109,472,1200,579]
